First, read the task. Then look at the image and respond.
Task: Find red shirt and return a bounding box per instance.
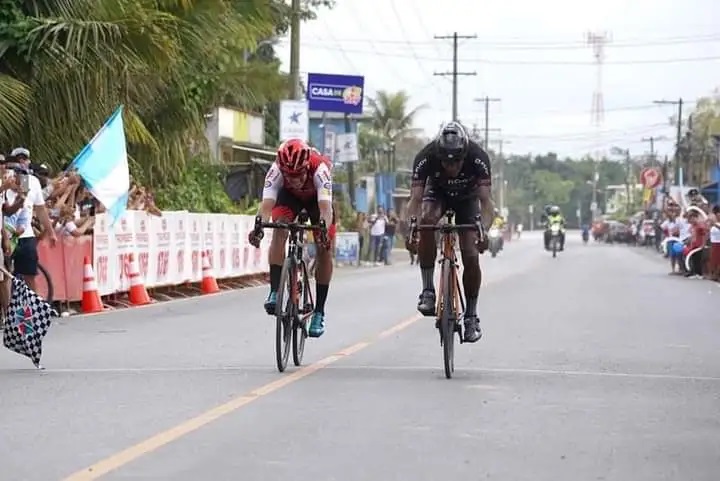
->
[689,223,708,250]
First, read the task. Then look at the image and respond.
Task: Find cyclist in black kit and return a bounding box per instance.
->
[405,122,495,343]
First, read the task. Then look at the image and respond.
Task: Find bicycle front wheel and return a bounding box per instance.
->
[440,258,456,379]
[292,261,312,366]
[275,257,294,372]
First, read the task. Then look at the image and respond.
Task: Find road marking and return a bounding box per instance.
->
[60,314,422,481]
[320,364,720,382]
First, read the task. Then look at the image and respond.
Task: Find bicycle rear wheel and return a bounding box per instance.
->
[440,258,456,379]
[275,257,294,372]
[292,261,313,366]
[37,263,54,303]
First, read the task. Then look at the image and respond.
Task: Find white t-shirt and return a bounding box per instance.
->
[676,218,691,241]
[710,225,720,243]
[5,174,45,239]
[370,215,386,236]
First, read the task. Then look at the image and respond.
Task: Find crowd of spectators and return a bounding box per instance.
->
[0,147,160,288]
[647,189,720,280]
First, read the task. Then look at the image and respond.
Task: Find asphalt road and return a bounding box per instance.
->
[2,231,720,481]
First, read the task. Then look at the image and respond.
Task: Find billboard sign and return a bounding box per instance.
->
[306,73,365,114]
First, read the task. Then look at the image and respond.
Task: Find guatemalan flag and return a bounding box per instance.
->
[70,106,130,227]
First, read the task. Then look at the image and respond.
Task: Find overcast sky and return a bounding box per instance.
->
[274,0,720,160]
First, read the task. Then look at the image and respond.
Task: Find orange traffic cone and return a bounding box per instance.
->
[201,250,220,294]
[126,253,151,305]
[81,257,104,313]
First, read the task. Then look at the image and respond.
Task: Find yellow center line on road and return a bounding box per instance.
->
[60,314,423,481]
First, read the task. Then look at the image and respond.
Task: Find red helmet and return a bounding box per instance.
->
[277,138,311,176]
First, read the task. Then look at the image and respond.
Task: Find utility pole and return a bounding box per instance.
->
[434,32,477,121]
[587,31,611,220]
[474,97,501,149]
[653,98,683,185]
[288,0,301,99]
[489,138,510,215]
[641,135,668,167]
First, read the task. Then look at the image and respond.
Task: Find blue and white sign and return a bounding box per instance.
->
[307,73,365,114]
[279,100,309,141]
[334,133,359,163]
[335,232,359,264]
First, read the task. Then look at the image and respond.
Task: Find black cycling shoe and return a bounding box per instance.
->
[463,316,482,343]
[417,289,436,316]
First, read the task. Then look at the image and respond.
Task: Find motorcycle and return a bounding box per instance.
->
[488,227,502,257]
[549,223,562,258]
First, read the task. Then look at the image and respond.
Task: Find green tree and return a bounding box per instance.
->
[0,0,333,192]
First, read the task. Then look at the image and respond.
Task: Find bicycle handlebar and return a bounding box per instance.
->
[254,215,326,232]
[407,211,486,245]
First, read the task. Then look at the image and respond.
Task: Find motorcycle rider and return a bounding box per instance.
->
[544,205,566,251]
[581,223,590,243]
[490,208,505,250]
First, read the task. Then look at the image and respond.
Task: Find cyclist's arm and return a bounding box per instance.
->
[258,162,283,222]
[470,149,494,230]
[313,163,333,227]
[408,151,430,218]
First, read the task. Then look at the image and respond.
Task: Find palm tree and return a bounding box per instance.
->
[0,0,289,186]
[368,90,426,143]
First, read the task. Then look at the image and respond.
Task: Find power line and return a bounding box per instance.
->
[288,43,720,65]
[389,0,443,96]
[292,33,720,49]
[433,32,477,121]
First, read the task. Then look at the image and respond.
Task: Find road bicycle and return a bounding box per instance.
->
[254,212,326,372]
[409,209,484,379]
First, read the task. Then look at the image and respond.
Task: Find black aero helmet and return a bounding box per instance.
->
[435,121,469,163]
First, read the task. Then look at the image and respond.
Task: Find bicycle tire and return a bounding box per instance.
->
[275,257,294,372]
[292,261,312,366]
[440,258,455,379]
[37,263,54,303]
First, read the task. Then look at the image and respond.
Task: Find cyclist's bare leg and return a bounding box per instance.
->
[459,230,482,342]
[264,216,290,314]
[417,201,442,315]
[313,235,334,314]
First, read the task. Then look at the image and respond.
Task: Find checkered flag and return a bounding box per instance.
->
[3,277,57,368]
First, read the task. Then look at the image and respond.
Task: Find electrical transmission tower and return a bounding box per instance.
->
[586,31,611,219]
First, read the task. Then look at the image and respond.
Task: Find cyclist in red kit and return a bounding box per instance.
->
[248,138,335,337]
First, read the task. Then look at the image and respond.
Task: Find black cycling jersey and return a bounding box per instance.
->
[411,140,492,198]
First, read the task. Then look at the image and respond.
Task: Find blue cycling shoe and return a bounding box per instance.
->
[308,312,325,338]
[264,291,277,315]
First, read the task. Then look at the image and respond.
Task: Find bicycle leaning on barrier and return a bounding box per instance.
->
[408,209,485,379]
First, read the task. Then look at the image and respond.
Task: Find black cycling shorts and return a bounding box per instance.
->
[422,186,479,226]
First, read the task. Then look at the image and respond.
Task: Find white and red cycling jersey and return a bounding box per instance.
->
[262,149,333,203]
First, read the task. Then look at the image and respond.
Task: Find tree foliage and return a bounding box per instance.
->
[0,0,332,201]
[499,153,628,227]
[680,92,720,186]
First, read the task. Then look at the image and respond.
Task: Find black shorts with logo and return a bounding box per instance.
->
[13,237,39,276]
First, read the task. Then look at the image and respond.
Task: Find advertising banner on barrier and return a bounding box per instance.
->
[335,232,359,264]
[306,73,364,114]
[92,211,269,294]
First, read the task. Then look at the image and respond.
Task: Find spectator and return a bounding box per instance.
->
[354,212,366,266]
[709,205,720,281]
[683,206,708,279]
[383,208,398,265]
[369,206,387,266]
[3,148,57,291]
[661,203,682,274]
